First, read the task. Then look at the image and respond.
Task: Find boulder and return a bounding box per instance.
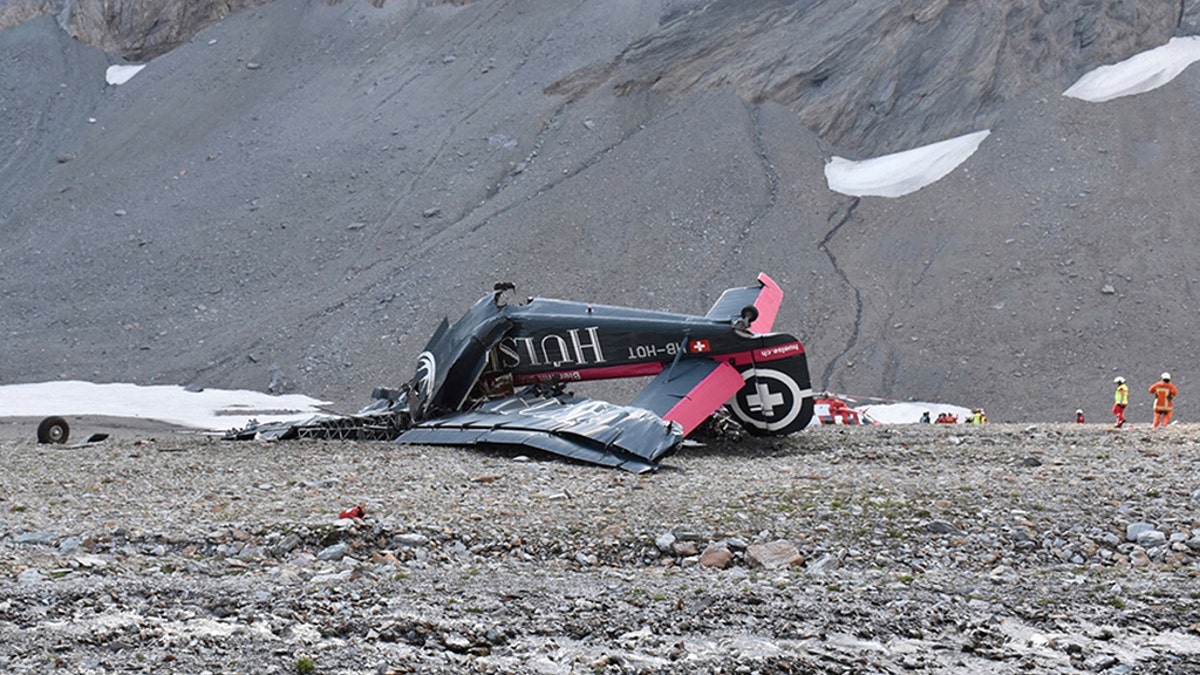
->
[699,546,733,569]
[745,540,804,569]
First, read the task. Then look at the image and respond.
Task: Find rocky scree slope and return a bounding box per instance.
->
[2,0,1200,423]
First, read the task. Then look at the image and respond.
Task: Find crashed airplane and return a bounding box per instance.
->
[228,273,813,471]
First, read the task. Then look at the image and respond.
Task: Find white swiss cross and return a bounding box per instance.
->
[690,339,710,353]
[746,381,785,418]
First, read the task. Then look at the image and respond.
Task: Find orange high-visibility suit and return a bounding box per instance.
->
[1149,378,1178,428]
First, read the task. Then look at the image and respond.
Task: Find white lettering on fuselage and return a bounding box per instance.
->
[489,326,606,371]
[627,342,681,360]
[758,342,802,359]
[531,371,582,382]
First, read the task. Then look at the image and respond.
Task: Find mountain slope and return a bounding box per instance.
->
[2,0,1199,422]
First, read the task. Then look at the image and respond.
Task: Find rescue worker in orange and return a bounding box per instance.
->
[1112,376,1129,428]
[1148,372,1178,429]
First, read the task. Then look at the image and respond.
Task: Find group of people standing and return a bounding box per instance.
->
[1109,373,1177,429]
[917,375,1178,427]
[918,409,987,424]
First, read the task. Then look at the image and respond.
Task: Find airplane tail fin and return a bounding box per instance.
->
[726,340,814,435]
[704,273,783,333]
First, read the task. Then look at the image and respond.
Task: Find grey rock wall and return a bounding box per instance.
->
[4,0,1200,420]
[63,0,275,59]
[5,0,1192,138]
[1183,0,1200,33]
[0,0,269,58]
[551,0,1184,155]
[0,0,53,29]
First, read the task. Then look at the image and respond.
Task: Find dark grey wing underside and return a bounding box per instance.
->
[397,390,683,473]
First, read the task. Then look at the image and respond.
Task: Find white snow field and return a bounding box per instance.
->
[0,381,329,431]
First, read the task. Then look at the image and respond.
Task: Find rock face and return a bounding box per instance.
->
[63,0,275,60]
[0,0,52,28]
[2,0,1200,422]
[0,0,45,27]
[3,0,1189,144]
[1185,1,1200,33]
[552,0,1185,153]
[1,0,270,59]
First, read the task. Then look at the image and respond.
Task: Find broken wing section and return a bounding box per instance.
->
[397,388,683,473]
[222,399,411,442]
[629,358,745,435]
[703,272,783,333]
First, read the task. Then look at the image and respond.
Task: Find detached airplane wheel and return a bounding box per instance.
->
[37,416,70,444]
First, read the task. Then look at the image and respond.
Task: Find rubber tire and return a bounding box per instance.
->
[37,416,70,444]
[740,305,759,323]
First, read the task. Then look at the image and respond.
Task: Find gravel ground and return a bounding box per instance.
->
[2,423,1200,674]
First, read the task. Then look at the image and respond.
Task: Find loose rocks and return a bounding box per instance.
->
[1,424,1199,673]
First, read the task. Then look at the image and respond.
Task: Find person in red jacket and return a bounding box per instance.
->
[1149,372,1178,429]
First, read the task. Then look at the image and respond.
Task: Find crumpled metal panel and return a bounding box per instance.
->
[397,389,681,472]
[223,409,410,442]
[410,293,512,420]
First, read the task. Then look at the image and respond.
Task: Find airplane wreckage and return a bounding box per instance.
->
[228,274,814,471]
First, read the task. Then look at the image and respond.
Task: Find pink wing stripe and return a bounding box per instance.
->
[750,272,782,333]
[662,361,746,435]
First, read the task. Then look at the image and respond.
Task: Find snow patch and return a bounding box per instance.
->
[0,381,330,431]
[825,130,990,198]
[1064,36,1200,103]
[823,37,1200,199]
[105,64,146,85]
